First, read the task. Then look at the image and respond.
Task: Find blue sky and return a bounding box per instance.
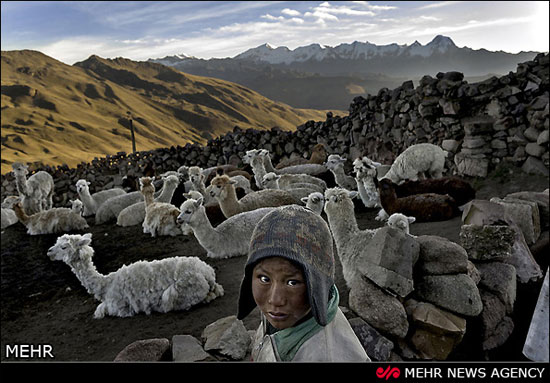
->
[1,1,549,64]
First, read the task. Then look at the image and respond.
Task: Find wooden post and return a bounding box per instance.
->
[129,118,136,153]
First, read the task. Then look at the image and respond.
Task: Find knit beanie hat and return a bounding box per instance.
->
[237,205,336,326]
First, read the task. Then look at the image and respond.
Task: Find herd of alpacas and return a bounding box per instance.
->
[1,142,476,319]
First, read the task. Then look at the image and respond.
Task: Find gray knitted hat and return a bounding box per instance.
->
[237,205,335,326]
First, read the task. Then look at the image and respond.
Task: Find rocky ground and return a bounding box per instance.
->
[1,162,548,363]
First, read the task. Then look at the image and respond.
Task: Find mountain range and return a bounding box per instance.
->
[150,35,540,109]
[0,50,328,174]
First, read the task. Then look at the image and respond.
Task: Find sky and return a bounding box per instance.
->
[1,1,549,65]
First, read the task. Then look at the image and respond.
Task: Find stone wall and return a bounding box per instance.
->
[1,53,548,205]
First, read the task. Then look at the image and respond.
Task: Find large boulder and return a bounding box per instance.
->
[476,262,516,314]
[358,226,420,297]
[201,315,251,360]
[490,197,541,245]
[415,235,469,275]
[480,290,514,351]
[114,338,170,362]
[459,224,515,261]
[414,274,483,317]
[349,277,409,339]
[172,335,213,362]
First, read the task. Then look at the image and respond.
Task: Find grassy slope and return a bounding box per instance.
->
[1,50,332,174]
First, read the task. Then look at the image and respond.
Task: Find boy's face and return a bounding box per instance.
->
[252,257,311,330]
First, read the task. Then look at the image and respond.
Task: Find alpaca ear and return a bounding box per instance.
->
[372,161,382,167]
[87,181,91,186]
[407,216,416,224]
[229,179,238,185]
[195,197,204,207]
[301,197,308,204]
[348,191,358,199]
[77,233,92,247]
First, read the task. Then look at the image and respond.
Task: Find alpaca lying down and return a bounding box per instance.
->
[47,233,224,318]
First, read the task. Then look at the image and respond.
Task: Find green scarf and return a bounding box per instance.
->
[271,285,339,361]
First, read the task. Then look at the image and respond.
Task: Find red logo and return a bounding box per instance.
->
[376,365,401,380]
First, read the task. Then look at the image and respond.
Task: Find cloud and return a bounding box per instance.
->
[417,1,461,10]
[281,8,301,17]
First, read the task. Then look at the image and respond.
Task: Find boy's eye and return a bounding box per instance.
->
[287,279,301,287]
[259,275,270,283]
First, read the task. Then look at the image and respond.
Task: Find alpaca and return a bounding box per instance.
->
[246,150,327,191]
[260,149,327,176]
[209,174,300,218]
[176,197,277,258]
[13,202,89,235]
[12,162,55,214]
[377,178,459,222]
[386,213,416,236]
[394,176,476,206]
[353,159,380,208]
[47,233,224,318]
[275,143,328,169]
[325,154,357,190]
[70,199,85,216]
[323,187,379,287]
[261,172,321,202]
[183,191,226,228]
[382,143,448,184]
[300,192,325,215]
[140,177,182,237]
[116,175,179,227]
[76,179,126,217]
[1,196,19,230]
[188,166,251,205]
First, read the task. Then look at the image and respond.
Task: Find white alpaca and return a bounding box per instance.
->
[259,149,327,176]
[386,213,416,236]
[209,174,300,218]
[70,199,85,216]
[353,159,380,208]
[1,196,20,230]
[75,179,126,217]
[140,177,182,237]
[246,150,326,191]
[177,197,277,259]
[116,175,179,227]
[324,187,381,288]
[382,143,448,185]
[325,154,357,190]
[261,172,320,202]
[300,192,325,215]
[47,233,224,318]
[13,202,89,235]
[12,162,55,214]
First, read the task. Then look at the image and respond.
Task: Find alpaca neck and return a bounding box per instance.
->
[379,187,397,213]
[262,155,276,173]
[14,172,29,196]
[218,184,241,217]
[192,179,208,199]
[156,181,177,203]
[330,166,349,186]
[188,206,218,243]
[143,188,155,207]
[326,203,359,245]
[251,158,267,189]
[79,188,97,211]
[356,177,368,202]
[69,247,109,301]
[13,204,30,224]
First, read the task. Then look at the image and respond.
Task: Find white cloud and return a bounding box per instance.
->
[418,1,461,10]
[281,8,301,17]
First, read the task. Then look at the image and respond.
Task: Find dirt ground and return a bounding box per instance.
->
[1,162,548,363]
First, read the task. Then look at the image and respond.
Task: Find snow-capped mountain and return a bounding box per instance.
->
[234,35,458,64]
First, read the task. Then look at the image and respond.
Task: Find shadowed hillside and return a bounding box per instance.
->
[1,50,330,174]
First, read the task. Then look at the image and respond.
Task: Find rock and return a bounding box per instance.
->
[505,223,543,283]
[523,268,549,362]
[490,197,540,245]
[415,274,483,317]
[348,317,394,361]
[357,227,419,297]
[114,338,170,362]
[467,260,481,285]
[349,277,409,339]
[537,130,549,146]
[476,262,516,314]
[506,191,549,231]
[172,335,213,362]
[454,152,489,177]
[415,235,469,275]
[201,315,251,360]
[480,290,514,351]
[404,299,467,360]
[442,139,460,152]
[522,156,548,176]
[459,224,515,261]
[525,143,546,158]
[524,126,541,142]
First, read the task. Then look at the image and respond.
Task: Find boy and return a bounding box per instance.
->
[237,205,370,362]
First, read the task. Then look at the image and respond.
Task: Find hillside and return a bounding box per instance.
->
[0,50,329,174]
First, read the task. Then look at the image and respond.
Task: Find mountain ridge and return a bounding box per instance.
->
[1,50,329,174]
